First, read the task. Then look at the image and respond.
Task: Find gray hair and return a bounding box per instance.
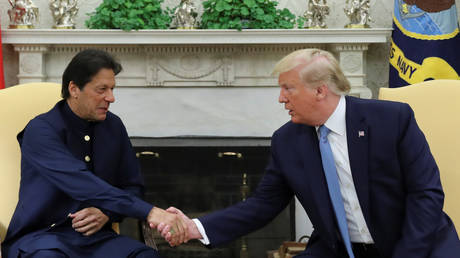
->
[272,48,350,95]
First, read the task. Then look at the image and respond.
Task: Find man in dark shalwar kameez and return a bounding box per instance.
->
[1,49,187,258]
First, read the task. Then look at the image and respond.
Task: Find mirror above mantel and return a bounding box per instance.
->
[3,28,391,138]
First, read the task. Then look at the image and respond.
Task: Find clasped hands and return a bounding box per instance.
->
[147,206,202,246]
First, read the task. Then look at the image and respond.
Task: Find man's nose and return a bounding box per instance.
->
[106,90,115,103]
[278,90,287,103]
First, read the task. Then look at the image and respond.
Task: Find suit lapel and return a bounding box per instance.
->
[296,124,338,242]
[345,96,371,225]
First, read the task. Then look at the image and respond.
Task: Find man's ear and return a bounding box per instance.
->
[315,83,328,100]
[68,81,79,98]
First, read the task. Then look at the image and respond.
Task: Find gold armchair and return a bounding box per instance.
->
[0,82,62,241]
[378,79,460,228]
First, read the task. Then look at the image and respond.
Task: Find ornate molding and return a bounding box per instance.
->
[19,54,41,74]
[342,53,362,73]
[13,45,48,52]
[330,43,369,52]
[145,46,235,54]
[48,46,146,54]
[3,29,391,45]
[4,29,391,98]
[220,55,234,86]
[158,54,223,80]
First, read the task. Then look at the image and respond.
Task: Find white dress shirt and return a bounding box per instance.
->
[193,95,373,245]
[193,218,210,245]
[318,95,373,243]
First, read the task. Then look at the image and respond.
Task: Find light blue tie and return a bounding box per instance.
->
[319,125,355,258]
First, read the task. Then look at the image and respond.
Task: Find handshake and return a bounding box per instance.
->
[147,206,202,246]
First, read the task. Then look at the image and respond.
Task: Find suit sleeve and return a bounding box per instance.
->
[392,104,444,258]
[20,117,153,220]
[198,131,294,247]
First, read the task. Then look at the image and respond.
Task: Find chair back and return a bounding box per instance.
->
[378,79,460,228]
[0,82,62,241]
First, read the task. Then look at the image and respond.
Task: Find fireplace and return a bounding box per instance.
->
[120,139,295,258]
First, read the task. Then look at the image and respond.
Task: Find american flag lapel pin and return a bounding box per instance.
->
[358,130,365,137]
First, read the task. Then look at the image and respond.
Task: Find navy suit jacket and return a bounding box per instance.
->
[2,101,153,257]
[199,96,460,258]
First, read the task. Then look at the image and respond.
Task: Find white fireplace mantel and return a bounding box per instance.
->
[3,28,391,138]
[4,28,390,44]
[3,29,391,96]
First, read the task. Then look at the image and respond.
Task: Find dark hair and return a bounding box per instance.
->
[61,49,122,99]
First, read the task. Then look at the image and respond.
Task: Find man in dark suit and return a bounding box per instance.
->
[2,49,187,258]
[159,48,460,258]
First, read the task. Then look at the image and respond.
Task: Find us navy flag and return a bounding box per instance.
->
[389,0,460,87]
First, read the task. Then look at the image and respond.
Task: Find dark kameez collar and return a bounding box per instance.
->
[61,100,97,132]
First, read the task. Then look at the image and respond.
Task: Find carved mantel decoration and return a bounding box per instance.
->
[4,29,390,98]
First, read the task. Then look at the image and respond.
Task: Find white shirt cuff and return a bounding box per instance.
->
[192,218,210,245]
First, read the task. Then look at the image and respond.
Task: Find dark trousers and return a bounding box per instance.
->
[352,243,381,258]
[21,248,161,258]
[20,250,67,258]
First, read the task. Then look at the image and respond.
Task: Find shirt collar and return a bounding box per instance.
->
[317,95,346,136]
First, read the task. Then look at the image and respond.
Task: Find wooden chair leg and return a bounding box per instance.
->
[112,222,120,234]
[142,221,158,250]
